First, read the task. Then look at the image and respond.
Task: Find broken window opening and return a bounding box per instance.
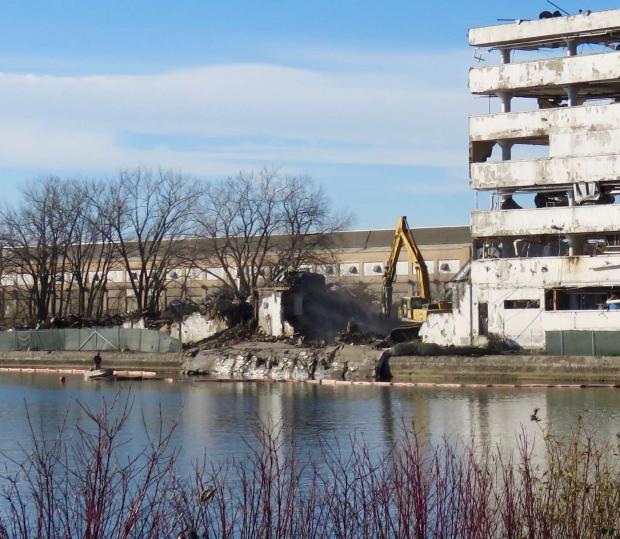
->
[534,191,570,208]
[504,299,540,309]
[488,186,616,211]
[508,42,615,65]
[476,233,620,260]
[471,136,549,164]
[475,236,568,259]
[545,286,620,311]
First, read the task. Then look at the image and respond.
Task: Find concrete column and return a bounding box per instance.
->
[568,235,584,256]
[501,237,515,258]
[566,39,577,56]
[499,140,512,160]
[497,91,512,112]
[568,293,580,310]
[564,85,578,106]
[500,48,511,64]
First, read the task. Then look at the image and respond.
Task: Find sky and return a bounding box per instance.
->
[1,0,619,229]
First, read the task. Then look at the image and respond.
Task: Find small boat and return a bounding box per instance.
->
[83,368,115,380]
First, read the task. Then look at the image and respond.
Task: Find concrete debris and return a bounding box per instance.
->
[182,342,388,382]
[170,312,227,345]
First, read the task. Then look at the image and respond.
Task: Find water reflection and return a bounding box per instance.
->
[0,373,619,475]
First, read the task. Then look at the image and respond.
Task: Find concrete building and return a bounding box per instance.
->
[422,9,620,350]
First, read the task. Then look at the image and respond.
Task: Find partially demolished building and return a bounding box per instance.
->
[422,9,620,350]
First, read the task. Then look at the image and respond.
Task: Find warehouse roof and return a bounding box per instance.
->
[330,225,471,250]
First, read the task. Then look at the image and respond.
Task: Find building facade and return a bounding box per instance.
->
[423,9,620,349]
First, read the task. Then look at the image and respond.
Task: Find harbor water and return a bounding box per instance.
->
[1,372,619,474]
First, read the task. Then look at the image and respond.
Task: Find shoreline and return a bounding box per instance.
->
[0,350,182,373]
[4,346,620,386]
[0,366,161,379]
[4,365,620,390]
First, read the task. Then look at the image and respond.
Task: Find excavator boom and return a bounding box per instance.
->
[381,216,431,318]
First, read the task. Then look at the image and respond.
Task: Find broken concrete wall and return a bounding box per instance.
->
[477,286,545,349]
[439,256,620,349]
[170,312,227,345]
[473,256,620,288]
[421,281,546,349]
[257,289,295,338]
[122,318,145,329]
[420,282,473,347]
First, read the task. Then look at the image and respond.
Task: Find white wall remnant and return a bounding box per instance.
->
[257,289,295,338]
[122,318,146,329]
[170,312,226,344]
[420,283,472,346]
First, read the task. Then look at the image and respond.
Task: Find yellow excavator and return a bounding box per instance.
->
[381,216,451,340]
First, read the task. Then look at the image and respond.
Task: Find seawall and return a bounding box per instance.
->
[3,347,620,385]
[387,354,620,384]
[0,351,183,373]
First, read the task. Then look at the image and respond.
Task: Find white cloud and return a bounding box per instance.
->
[0,49,487,175]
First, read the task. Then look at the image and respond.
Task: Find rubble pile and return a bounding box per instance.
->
[183,342,388,382]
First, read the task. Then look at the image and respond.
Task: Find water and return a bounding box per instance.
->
[1,373,620,473]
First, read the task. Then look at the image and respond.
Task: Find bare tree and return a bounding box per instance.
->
[193,170,349,317]
[0,178,76,322]
[95,168,199,314]
[0,169,346,325]
[269,174,348,280]
[62,181,119,319]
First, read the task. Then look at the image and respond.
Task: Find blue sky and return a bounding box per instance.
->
[1,0,618,228]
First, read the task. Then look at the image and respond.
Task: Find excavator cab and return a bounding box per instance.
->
[400,296,428,322]
[400,297,451,323]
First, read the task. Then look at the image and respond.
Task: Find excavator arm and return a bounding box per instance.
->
[381,216,431,318]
